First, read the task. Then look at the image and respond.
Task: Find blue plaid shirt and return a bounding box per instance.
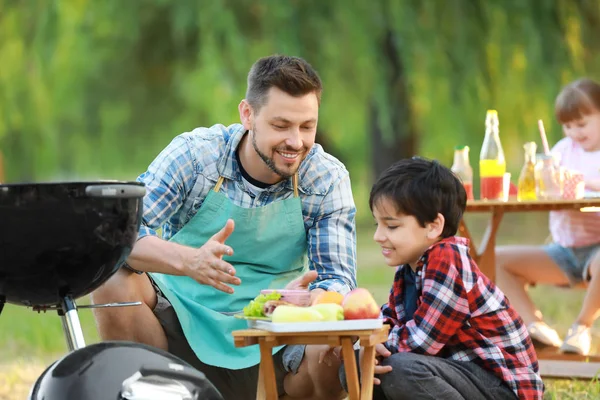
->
[136,123,357,294]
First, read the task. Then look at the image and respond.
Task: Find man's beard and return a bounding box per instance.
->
[251,126,302,179]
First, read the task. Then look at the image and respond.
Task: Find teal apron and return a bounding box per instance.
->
[150,174,307,369]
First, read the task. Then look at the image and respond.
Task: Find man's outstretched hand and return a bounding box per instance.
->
[182,219,240,294]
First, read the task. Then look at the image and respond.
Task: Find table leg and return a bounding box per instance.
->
[477,210,504,283]
[341,338,360,400]
[256,339,278,400]
[359,344,376,400]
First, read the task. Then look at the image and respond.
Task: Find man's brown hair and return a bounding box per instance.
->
[246,55,322,111]
[555,78,600,124]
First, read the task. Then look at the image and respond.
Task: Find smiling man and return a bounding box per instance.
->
[91,55,357,400]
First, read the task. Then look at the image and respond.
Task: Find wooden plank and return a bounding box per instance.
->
[341,338,360,400]
[535,344,600,362]
[258,339,278,400]
[539,360,600,380]
[360,345,376,400]
[465,199,600,213]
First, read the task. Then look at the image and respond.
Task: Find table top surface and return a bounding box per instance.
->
[465,197,600,212]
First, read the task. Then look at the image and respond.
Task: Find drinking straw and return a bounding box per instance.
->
[538,119,551,155]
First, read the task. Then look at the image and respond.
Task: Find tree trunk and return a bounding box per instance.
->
[369,29,418,181]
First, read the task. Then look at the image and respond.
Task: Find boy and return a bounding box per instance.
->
[340,157,543,399]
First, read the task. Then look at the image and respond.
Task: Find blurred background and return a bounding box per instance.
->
[2,0,600,225]
[1,1,600,398]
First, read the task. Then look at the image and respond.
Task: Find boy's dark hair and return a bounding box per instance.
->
[246,55,323,112]
[369,157,467,238]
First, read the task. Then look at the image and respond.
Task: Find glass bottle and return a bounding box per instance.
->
[479,110,506,200]
[517,142,537,201]
[535,154,564,200]
[451,145,474,200]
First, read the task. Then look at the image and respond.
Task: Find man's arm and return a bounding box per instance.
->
[307,171,357,295]
[386,247,470,355]
[126,135,240,293]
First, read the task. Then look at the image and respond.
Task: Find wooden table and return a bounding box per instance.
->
[232,325,390,400]
[459,198,600,283]
[459,198,600,377]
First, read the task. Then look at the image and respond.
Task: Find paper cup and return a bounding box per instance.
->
[562,170,585,199]
[503,173,511,202]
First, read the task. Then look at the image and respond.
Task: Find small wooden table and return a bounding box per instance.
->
[232,325,390,400]
[459,198,600,377]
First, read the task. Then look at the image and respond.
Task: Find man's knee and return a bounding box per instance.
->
[91,267,156,308]
[285,345,345,400]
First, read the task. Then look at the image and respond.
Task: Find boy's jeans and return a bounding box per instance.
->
[339,351,518,400]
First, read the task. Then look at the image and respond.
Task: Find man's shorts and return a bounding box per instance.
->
[147,274,306,400]
[543,242,600,285]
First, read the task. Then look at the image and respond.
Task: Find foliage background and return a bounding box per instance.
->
[2,2,600,398]
[2,0,600,224]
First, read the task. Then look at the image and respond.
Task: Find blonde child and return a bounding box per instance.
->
[496,78,600,356]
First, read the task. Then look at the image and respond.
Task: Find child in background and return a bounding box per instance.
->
[338,157,543,400]
[496,78,600,356]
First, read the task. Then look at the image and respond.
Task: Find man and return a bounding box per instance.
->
[91,54,357,400]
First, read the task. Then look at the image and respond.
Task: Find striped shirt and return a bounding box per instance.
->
[381,236,544,399]
[550,137,600,247]
[135,123,357,294]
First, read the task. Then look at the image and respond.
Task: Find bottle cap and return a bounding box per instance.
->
[485,109,499,126]
[454,145,470,151]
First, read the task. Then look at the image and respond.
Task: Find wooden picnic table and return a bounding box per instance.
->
[459,198,600,283]
[459,198,600,378]
[232,325,390,400]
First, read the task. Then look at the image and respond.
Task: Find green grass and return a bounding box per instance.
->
[1,213,599,398]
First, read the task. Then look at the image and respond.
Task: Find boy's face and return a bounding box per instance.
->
[372,197,443,269]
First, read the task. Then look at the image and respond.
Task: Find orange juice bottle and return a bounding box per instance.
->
[479,110,506,200]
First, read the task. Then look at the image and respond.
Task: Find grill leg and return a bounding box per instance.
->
[59,296,86,351]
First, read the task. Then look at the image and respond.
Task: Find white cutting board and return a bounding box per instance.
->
[247,319,383,333]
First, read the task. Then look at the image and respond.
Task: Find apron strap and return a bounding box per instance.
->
[214,176,225,193]
[213,174,299,197]
[292,173,299,198]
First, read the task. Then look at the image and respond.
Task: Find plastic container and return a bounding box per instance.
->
[479,110,506,200]
[260,289,311,306]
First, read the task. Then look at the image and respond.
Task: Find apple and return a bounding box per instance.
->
[342,288,381,320]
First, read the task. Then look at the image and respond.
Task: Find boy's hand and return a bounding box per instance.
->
[373,343,393,385]
[585,178,600,192]
[318,345,342,366]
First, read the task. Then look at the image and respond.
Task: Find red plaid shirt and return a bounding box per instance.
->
[381,236,544,399]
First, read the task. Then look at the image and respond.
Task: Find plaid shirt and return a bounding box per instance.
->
[136,123,357,294]
[381,236,544,399]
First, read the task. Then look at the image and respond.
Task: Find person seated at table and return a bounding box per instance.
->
[333,157,543,400]
[496,77,600,356]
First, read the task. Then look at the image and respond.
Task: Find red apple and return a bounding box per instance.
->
[342,288,381,320]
